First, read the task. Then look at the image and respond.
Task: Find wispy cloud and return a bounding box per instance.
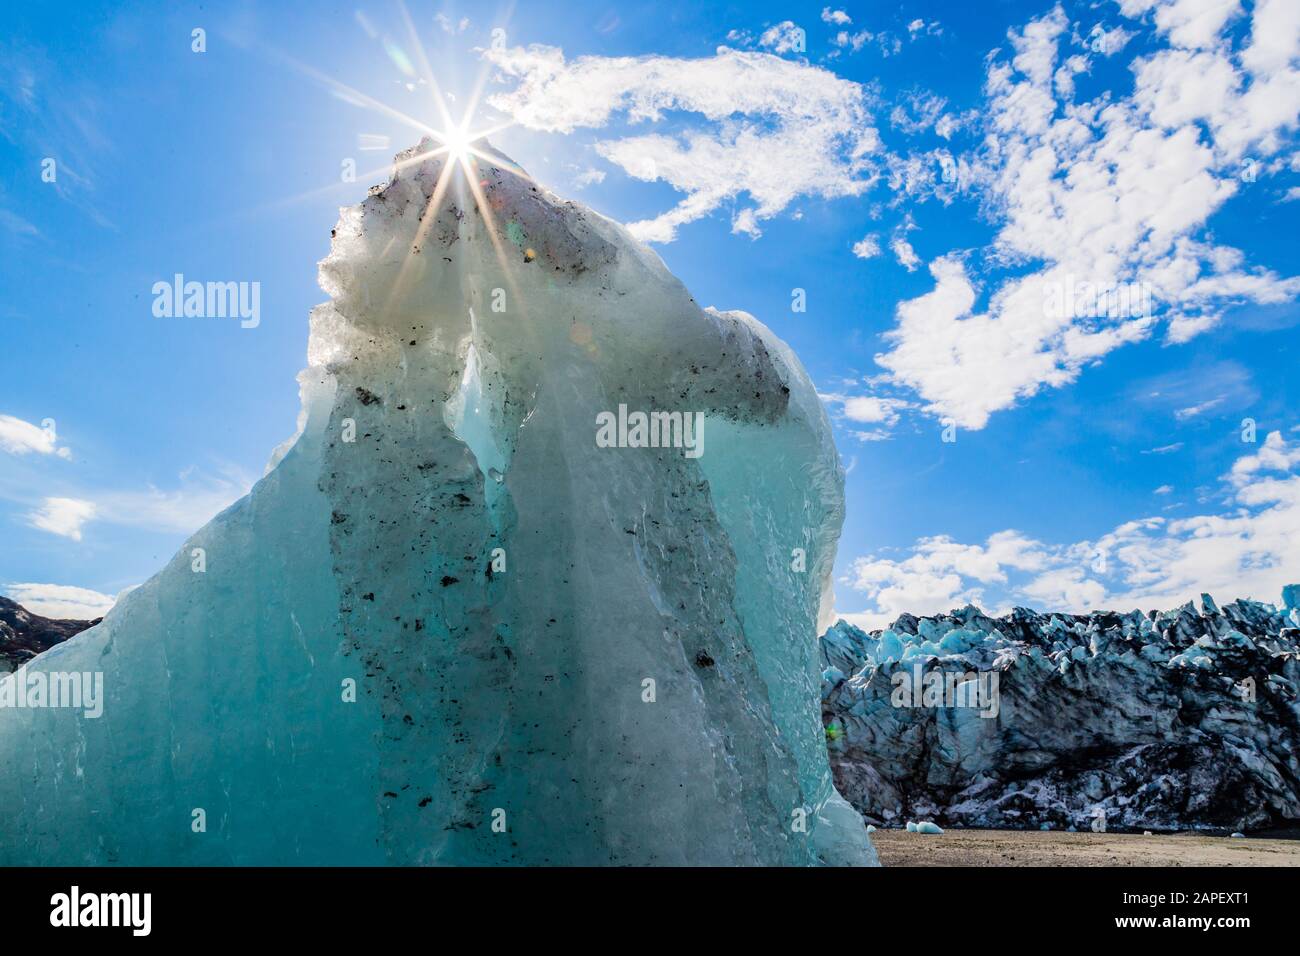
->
[484,45,881,242]
[10,464,254,541]
[91,464,255,535]
[26,497,96,540]
[0,37,116,230]
[0,206,40,240]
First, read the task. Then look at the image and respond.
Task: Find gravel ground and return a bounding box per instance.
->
[870,828,1300,866]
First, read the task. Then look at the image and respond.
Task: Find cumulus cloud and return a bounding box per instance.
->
[3,582,115,620]
[484,45,880,242]
[872,2,1300,429]
[842,429,1300,628]
[821,8,852,26]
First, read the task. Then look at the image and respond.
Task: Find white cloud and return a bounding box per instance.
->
[1119,0,1243,51]
[852,233,881,258]
[730,207,762,238]
[871,3,1300,429]
[574,167,606,187]
[832,30,874,53]
[844,397,904,424]
[485,45,880,243]
[1174,396,1226,419]
[26,497,95,540]
[1155,484,1175,494]
[889,91,948,135]
[841,429,1300,628]
[822,8,851,26]
[1054,53,1090,98]
[820,391,912,440]
[1085,23,1135,57]
[0,414,70,458]
[890,235,921,271]
[843,530,1050,627]
[3,582,115,620]
[758,21,806,55]
[907,19,942,39]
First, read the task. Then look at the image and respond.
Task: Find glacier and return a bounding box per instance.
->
[822,590,1300,833]
[0,140,876,866]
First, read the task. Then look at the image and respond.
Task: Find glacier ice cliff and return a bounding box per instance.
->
[0,140,876,866]
[822,588,1300,833]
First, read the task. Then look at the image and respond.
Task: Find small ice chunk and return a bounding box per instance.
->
[915,821,943,834]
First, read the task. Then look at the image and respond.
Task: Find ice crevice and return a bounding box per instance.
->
[0,139,876,866]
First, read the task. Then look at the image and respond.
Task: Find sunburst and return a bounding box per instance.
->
[248,1,537,315]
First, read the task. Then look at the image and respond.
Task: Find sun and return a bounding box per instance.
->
[252,0,536,298]
[438,123,474,164]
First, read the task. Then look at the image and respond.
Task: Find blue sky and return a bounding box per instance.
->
[1,0,1297,626]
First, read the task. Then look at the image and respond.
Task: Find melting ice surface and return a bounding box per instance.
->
[0,141,876,865]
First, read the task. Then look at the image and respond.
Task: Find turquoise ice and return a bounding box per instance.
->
[0,141,876,866]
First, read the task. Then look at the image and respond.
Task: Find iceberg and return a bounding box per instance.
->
[0,140,876,866]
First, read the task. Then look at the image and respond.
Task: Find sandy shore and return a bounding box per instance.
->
[871,828,1300,866]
